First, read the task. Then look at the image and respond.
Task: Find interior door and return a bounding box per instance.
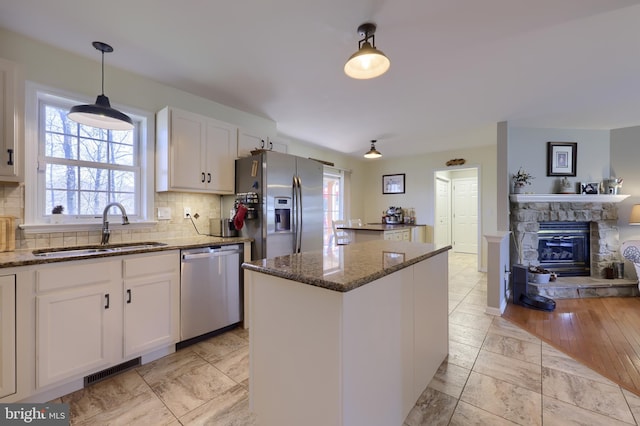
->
[452,177,478,253]
[435,177,451,247]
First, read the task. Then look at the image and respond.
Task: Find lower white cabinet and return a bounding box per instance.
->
[35,251,180,389]
[0,274,16,398]
[36,259,121,388]
[123,252,180,357]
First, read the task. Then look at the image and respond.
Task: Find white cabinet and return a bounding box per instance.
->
[0,274,15,398]
[123,252,180,357]
[237,129,288,158]
[35,259,121,388]
[156,106,237,194]
[383,229,411,241]
[35,251,180,389]
[0,57,23,182]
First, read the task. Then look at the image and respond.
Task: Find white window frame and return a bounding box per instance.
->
[22,82,155,233]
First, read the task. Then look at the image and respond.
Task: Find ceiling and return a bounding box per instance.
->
[1,0,640,158]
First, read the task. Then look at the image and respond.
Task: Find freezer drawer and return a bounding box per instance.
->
[180,245,242,341]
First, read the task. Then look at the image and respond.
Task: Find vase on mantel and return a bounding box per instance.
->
[513,185,524,194]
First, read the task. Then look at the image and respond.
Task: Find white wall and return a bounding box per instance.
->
[507,127,610,194]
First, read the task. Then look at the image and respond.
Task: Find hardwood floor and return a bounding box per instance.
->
[503,297,640,396]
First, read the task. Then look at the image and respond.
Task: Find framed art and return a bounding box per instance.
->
[547,142,577,176]
[580,182,599,195]
[382,173,405,194]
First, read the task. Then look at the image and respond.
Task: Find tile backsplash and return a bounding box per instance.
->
[0,183,224,250]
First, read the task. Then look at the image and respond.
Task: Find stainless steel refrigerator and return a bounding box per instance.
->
[235,151,323,260]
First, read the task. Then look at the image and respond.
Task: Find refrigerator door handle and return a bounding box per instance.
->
[292,175,298,253]
[295,175,303,252]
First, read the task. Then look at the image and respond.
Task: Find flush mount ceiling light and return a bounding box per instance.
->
[364,140,382,158]
[68,41,134,130]
[344,22,390,80]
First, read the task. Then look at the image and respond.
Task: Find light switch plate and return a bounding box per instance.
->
[157,207,171,220]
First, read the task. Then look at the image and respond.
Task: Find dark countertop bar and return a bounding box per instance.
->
[0,235,251,268]
[338,223,426,231]
[242,240,451,292]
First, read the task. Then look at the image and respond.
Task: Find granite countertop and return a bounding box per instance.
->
[339,223,425,231]
[0,235,252,268]
[242,240,451,292]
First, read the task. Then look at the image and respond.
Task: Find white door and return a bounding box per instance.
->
[435,177,451,247]
[453,177,478,253]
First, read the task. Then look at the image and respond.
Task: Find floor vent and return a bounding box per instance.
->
[84,357,141,387]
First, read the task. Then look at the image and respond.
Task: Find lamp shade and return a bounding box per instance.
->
[364,140,382,158]
[630,204,640,224]
[68,95,134,130]
[344,42,390,79]
[67,41,134,131]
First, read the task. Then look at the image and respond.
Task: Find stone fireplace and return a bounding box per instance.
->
[510,194,627,279]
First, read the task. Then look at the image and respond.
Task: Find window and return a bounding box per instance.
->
[40,101,139,217]
[323,167,350,248]
[24,84,154,227]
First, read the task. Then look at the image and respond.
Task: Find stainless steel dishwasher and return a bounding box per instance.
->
[180,244,243,344]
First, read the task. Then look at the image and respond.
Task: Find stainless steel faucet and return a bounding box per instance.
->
[101,202,130,245]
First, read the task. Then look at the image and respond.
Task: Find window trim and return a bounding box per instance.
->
[21,82,156,233]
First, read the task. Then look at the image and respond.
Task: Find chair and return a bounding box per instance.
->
[621,240,640,287]
[349,218,362,227]
[332,220,351,245]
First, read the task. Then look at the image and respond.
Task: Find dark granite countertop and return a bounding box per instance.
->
[242,240,451,292]
[0,236,252,268]
[338,223,426,231]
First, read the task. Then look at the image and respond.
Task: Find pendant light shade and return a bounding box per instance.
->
[68,41,134,131]
[364,140,382,158]
[344,23,390,80]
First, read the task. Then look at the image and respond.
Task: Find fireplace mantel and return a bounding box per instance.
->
[510,194,629,203]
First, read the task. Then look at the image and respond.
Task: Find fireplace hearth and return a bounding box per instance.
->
[510,194,625,279]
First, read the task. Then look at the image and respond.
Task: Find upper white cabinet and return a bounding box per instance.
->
[0,58,23,183]
[156,106,237,194]
[237,129,288,158]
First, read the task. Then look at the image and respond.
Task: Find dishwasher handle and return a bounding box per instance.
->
[182,247,241,260]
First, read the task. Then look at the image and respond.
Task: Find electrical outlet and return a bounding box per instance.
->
[184,207,191,218]
[157,207,171,220]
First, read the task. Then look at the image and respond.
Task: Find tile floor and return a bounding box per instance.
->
[54,252,640,425]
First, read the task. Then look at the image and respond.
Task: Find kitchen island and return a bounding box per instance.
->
[243,240,450,426]
[338,222,430,243]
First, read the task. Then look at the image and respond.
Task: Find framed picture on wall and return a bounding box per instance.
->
[382,174,405,194]
[547,142,577,176]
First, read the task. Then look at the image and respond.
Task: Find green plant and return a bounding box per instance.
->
[51,205,64,214]
[512,168,534,187]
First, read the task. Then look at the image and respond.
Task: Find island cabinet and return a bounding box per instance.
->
[156,106,237,194]
[245,241,450,426]
[0,57,23,183]
[0,274,16,399]
[35,251,180,390]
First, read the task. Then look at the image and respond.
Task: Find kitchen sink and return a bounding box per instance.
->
[33,242,167,258]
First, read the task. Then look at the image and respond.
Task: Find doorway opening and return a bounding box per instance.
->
[434,166,480,268]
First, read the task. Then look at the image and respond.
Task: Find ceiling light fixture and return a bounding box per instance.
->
[364,140,382,158]
[68,41,134,130]
[344,22,390,80]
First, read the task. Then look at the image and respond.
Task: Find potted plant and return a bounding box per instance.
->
[512,168,534,193]
[51,205,64,224]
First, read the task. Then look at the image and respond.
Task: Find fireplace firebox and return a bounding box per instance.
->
[537,221,590,277]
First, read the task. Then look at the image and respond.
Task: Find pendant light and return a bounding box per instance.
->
[364,140,382,158]
[344,23,390,80]
[68,41,134,130]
